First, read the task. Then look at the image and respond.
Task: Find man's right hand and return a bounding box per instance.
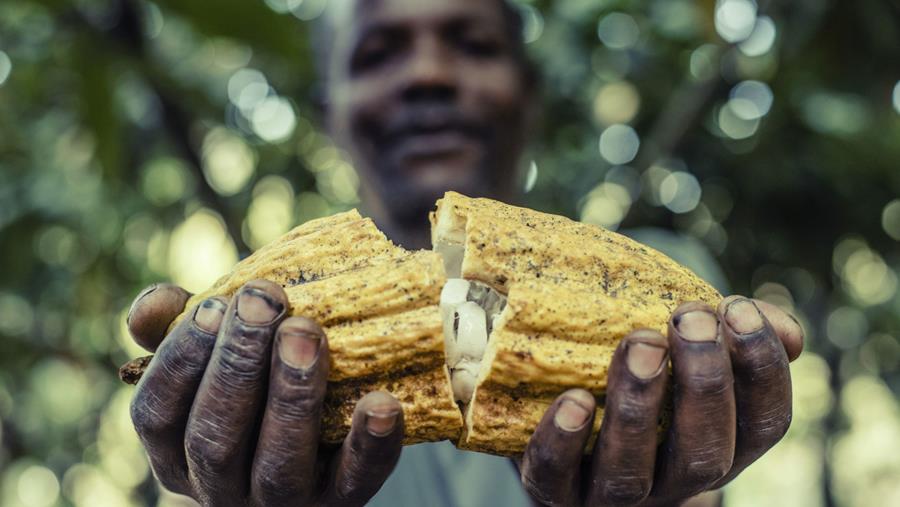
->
[126,280,404,507]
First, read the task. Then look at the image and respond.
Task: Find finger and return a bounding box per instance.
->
[324,391,404,507]
[130,296,227,495]
[587,330,668,506]
[185,280,288,503]
[251,317,329,506]
[521,389,595,507]
[127,283,192,352]
[652,302,736,499]
[712,296,791,486]
[753,300,804,361]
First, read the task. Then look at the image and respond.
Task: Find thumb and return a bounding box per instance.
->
[127,283,192,352]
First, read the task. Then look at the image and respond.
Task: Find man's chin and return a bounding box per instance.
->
[380,174,484,226]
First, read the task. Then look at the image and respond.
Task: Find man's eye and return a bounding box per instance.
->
[459,37,501,57]
[354,47,390,70]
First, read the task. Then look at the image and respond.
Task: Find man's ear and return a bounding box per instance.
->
[311,83,331,132]
[520,59,542,137]
[522,81,542,144]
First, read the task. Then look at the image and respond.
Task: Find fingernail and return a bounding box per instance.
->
[127,284,158,324]
[724,298,764,335]
[787,313,805,337]
[627,342,667,379]
[194,298,226,333]
[554,396,592,432]
[674,310,718,342]
[236,288,283,324]
[279,331,321,369]
[365,407,400,436]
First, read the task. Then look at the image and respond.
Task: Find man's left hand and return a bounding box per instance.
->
[520,296,804,506]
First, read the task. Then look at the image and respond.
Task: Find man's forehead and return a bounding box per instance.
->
[326,0,505,30]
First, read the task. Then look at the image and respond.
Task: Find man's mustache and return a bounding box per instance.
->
[379,104,485,146]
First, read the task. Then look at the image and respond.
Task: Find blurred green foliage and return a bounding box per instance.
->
[0,0,899,506]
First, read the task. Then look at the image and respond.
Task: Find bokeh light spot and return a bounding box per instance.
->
[801,92,870,136]
[593,81,641,125]
[717,101,761,139]
[580,182,632,230]
[228,68,269,111]
[263,0,300,14]
[715,0,758,43]
[291,0,327,20]
[250,96,297,143]
[882,199,900,240]
[245,176,295,249]
[739,15,776,56]
[659,171,702,213]
[650,0,701,40]
[604,165,641,200]
[17,465,60,507]
[143,2,164,39]
[689,44,719,81]
[296,192,332,224]
[168,209,238,293]
[0,292,33,337]
[599,124,640,164]
[141,157,193,206]
[523,161,538,193]
[201,127,257,196]
[0,50,11,86]
[597,13,640,50]
[518,4,544,43]
[893,81,900,114]
[826,306,869,350]
[317,160,360,205]
[730,80,773,119]
[832,376,900,507]
[835,241,898,306]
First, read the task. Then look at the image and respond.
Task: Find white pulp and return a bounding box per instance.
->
[439,278,506,403]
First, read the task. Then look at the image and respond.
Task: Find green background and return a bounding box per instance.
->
[1,0,899,505]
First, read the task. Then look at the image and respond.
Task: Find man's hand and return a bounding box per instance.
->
[126,280,404,507]
[521,296,804,506]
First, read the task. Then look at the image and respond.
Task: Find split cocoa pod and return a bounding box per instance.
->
[121,192,721,456]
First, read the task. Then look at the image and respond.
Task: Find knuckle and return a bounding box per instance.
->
[611,394,657,434]
[597,477,651,506]
[682,369,731,398]
[153,467,192,497]
[184,422,238,475]
[680,457,731,492]
[521,473,558,506]
[130,393,175,441]
[269,389,322,423]
[253,469,298,504]
[742,407,792,451]
[214,339,269,383]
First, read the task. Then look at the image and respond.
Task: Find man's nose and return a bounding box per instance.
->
[400,35,458,102]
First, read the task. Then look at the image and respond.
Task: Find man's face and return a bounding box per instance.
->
[326,0,532,225]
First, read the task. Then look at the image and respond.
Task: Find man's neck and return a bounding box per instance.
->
[376,218,432,250]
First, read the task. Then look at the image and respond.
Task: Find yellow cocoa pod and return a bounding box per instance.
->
[125,193,720,456]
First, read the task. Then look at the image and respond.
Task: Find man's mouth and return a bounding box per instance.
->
[376,105,484,170]
[392,128,476,163]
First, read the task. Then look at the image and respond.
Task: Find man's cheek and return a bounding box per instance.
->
[468,65,524,109]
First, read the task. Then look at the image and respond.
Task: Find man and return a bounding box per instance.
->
[125,1,804,505]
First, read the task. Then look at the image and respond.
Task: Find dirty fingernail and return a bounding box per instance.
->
[366,408,399,436]
[554,392,593,431]
[194,298,226,333]
[236,288,283,324]
[675,310,718,342]
[127,284,158,323]
[627,342,667,379]
[725,298,764,335]
[279,331,321,369]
